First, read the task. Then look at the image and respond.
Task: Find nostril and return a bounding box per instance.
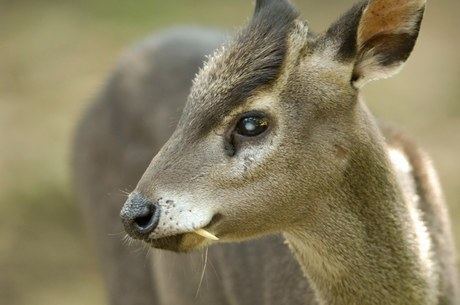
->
[121,193,161,237]
[134,207,155,229]
[131,203,160,234]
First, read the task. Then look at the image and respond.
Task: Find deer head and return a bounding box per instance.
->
[120,0,426,252]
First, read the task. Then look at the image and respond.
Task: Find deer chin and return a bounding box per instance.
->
[146,232,209,253]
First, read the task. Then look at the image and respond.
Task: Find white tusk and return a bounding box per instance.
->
[194,229,219,241]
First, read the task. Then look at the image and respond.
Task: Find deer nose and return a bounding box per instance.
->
[120,193,161,238]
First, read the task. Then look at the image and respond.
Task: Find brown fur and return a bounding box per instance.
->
[74,1,458,305]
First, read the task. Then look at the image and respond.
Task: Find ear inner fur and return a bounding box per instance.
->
[324,0,426,87]
[358,0,426,47]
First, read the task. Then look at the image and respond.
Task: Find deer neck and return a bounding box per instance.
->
[284,117,436,305]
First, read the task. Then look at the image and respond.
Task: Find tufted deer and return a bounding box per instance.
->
[75,0,458,305]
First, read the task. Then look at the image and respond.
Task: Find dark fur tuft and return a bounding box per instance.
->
[326,1,367,61]
[230,0,299,107]
[254,0,298,20]
[183,0,299,139]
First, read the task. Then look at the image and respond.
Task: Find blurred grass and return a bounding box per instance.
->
[0,1,459,304]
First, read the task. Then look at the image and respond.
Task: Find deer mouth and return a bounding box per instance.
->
[145,215,223,252]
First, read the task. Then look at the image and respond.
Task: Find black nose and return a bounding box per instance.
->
[120,193,161,238]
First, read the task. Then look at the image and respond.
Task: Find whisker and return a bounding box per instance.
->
[195,247,208,298]
[143,245,153,267]
[122,234,136,248]
[108,231,125,237]
[119,189,131,197]
[121,234,130,246]
[208,256,220,280]
[145,245,152,259]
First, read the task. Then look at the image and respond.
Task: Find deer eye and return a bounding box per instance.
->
[235,114,269,137]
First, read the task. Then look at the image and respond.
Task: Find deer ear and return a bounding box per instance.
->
[252,0,298,23]
[327,0,426,88]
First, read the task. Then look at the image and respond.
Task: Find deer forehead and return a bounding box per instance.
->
[178,11,309,140]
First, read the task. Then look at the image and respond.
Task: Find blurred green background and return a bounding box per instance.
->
[0,0,459,304]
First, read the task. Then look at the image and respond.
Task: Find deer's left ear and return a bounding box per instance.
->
[326,0,426,88]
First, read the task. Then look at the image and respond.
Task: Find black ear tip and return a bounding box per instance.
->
[254,0,295,15]
[255,0,276,10]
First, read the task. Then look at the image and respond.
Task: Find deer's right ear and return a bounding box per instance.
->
[326,0,426,88]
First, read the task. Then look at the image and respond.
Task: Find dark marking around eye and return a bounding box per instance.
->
[224,136,236,157]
